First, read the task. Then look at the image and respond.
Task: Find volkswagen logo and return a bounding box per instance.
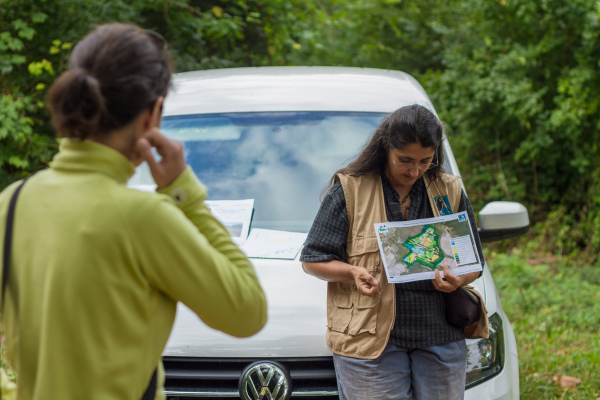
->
[238,361,292,400]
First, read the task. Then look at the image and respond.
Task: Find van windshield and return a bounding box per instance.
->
[129,112,387,232]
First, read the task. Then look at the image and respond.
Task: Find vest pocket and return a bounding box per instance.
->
[347,262,382,335]
[328,292,354,334]
[327,260,383,336]
[355,291,381,309]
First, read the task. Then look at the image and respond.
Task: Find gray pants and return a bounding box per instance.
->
[333,340,467,400]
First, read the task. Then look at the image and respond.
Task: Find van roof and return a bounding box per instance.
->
[163,66,436,116]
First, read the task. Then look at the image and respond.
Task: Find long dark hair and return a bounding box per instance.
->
[327,104,446,192]
[48,23,173,139]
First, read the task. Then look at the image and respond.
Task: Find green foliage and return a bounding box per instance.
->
[293,0,600,260]
[424,0,600,261]
[424,1,600,210]
[489,253,600,399]
[0,6,57,188]
[287,0,459,72]
[0,0,312,188]
[294,0,600,209]
[1,1,599,397]
[1,0,599,259]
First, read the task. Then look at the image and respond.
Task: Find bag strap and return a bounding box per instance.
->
[1,172,157,400]
[2,174,36,310]
[1,174,37,400]
[140,369,158,400]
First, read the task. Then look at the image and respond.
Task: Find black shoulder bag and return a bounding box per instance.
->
[2,175,157,400]
[444,286,480,328]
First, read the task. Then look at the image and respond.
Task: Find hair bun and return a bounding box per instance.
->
[48,23,173,140]
[49,67,107,139]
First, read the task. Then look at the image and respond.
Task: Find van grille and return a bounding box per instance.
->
[163,356,339,399]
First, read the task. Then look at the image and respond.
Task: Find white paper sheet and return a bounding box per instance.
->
[374,211,482,283]
[241,229,307,260]
[205,199,254,244]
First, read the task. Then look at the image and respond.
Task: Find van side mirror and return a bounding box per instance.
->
[477,201,530,243]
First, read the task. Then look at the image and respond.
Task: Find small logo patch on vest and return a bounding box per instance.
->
[434,195,453,215]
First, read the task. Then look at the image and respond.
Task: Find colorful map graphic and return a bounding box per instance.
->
[402,225,443,270]
[374,212,483,283]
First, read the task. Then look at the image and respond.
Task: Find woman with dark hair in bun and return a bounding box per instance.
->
[0,23,266,400]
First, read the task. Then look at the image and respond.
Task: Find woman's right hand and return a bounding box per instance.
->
[302,260,381,297]
[351,266,381,297]
[133,128,186,189]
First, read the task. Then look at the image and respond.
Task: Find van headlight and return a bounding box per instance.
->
[465,313,505,388]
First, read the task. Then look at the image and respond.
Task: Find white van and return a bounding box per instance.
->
[129,67,529,400]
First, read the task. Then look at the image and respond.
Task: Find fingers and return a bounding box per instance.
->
[354,270,381,297]
[434,269,447,291]
[370,278,382,295]
[358,279,380,296]
[433,263,461,293]
[366,274,379,288]
[143,128,183,159]
[443,263,461,286]
[141,127,168,148]
[358,282,381,297]
[134,138,158,170]
[135,128,186,189]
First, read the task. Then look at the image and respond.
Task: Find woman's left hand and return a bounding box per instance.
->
[432,263,478,293]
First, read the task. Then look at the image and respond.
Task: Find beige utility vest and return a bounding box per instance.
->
[326,171,462,359]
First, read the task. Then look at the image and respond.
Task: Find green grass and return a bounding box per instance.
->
[488,250,600,399]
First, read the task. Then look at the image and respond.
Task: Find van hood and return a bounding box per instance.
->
[163,258,488,358]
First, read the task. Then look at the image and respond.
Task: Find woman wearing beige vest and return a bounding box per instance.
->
[301,105,485,400]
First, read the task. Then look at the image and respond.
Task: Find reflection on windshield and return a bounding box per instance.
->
[130,112,387,232]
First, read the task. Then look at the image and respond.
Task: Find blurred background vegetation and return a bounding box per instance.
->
[1,0,599,398]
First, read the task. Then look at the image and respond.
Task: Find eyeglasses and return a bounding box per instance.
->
[392,158,438,171]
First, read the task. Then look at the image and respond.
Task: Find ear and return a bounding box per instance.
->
[143,96,164,131]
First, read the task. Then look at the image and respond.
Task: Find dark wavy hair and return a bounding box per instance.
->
[48,23,173,139]
[327,104,446,192]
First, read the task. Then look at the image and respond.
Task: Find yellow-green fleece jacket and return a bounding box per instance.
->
[0,138,267,400]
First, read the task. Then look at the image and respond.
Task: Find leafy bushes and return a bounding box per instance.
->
[295,0,600,260]
[1,0,599,259]
[0,0,310,187]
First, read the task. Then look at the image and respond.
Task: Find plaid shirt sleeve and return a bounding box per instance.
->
[300,181,349,263]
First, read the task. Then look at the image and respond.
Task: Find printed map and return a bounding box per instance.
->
[403,225,444,270]
[376,215,476,279]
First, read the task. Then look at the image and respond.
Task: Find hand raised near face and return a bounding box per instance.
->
[133,128,186,189]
